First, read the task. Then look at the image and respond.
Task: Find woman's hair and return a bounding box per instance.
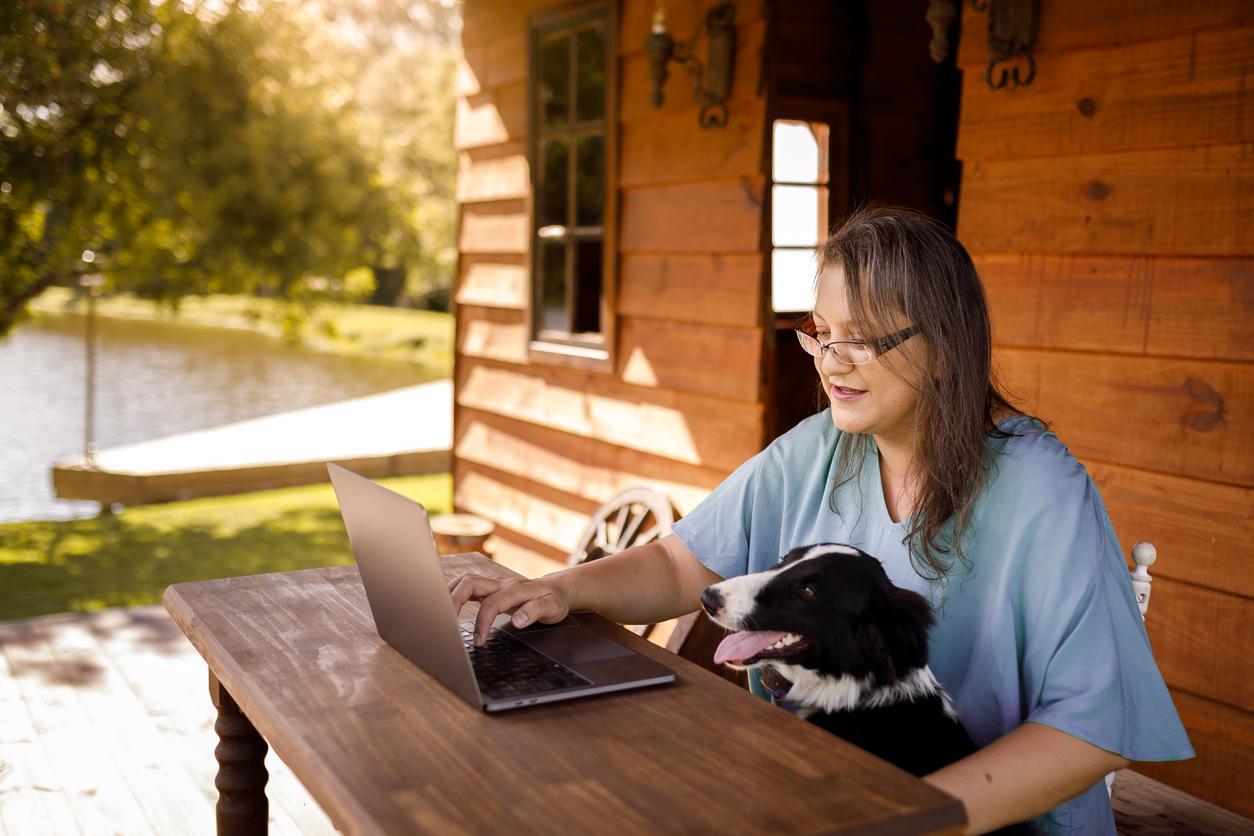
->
[817,205,1025,580]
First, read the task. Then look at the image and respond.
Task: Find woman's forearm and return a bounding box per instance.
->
[924,722,1128,833]
[552,534,721,625]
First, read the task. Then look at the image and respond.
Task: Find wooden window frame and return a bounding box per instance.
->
[767,97,849,329]
[526,0,619,372]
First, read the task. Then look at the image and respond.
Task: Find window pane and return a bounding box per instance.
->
[773,120,827,184]
[773,185,822,247]
[576,24,606,122]
[539,241,568,332]
[541,138,569,228]
[573,239,602,333]
[772,248,818,313]
[575,134,604,227]
[539,34,570,128]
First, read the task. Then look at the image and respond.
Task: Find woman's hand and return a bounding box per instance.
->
[448,573,573,646]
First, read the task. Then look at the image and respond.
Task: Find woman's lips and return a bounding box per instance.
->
[830,384,867,401]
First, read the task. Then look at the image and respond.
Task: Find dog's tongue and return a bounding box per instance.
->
[714,630,790,665]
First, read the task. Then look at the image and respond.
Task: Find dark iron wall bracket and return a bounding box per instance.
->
[927,0,1040,91]
[645,3,736,128]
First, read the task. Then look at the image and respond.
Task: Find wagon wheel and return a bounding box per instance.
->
[567,487,678,638]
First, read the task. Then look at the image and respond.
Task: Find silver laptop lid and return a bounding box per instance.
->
[327,463,483,708]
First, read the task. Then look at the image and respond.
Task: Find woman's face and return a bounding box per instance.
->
[811,266,923,448]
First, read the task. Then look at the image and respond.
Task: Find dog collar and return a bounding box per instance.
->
[760,666,802,713]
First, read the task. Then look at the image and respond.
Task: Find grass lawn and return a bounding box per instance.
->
[0,474,452,621]
[30,287,453,367]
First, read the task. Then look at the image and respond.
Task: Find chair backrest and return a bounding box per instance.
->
[1130,541,1156,618]
[566,486,678,567]
[1107,540,1158,797]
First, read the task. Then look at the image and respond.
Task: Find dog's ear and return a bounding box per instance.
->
[860,587,934,681]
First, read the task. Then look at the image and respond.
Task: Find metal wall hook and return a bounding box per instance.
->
[645,2,736,128]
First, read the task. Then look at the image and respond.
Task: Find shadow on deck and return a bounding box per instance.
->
[0,606,334,835]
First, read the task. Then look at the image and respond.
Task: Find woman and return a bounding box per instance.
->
[449,207,1193,834]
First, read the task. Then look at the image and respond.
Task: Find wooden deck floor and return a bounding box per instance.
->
[0,606,334,835]
[2,606,1250,835]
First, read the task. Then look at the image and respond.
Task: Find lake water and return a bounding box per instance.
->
[0,312,442,523]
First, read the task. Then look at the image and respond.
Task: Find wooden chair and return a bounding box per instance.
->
[565,486,745,686]
[1107,541,1157,796]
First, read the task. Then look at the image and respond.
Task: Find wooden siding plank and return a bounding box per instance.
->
[957,0,1252,69]
[455,358,764,472]
[619,252,762,328]
[454,406,721,515]
[1145,579,1253,713]
[619,19,766,124]
[459,199,529,254]
[455,254,528,310]
[958,27,1254,162]
[620,177,765,254]
[617,317,762,402]
[995,348,1254,487]
[619,98,766,188]
[1090,461,1254,600]
[979,254,1254,362]
[454,462,594,554]
[457,142,530,204]
[1134,688,1254,820]
[482,528,568,579]
[959,143,1254,257]
[457,305,529,365]
[460,0,553,50]
[455,81,526,150]
[458,31,526,97]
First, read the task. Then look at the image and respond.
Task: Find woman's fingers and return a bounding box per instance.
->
[473,580,569,646]
[449,574,571,646]
[448,574,503,613]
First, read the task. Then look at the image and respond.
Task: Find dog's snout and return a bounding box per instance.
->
[700,587,725,616]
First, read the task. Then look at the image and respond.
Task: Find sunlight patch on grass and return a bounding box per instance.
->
[30,288,453,367]
[0,474,452,621]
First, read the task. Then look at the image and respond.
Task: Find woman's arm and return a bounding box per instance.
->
[449,533,722,645]
[924,722,1129,833]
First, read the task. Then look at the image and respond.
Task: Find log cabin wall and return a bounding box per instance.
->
[955,0,1254,816]
[454,0,769,578]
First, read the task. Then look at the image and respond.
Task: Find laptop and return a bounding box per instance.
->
[327,463,677,712]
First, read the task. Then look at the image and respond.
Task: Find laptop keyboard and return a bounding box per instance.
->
[461,626,591,700]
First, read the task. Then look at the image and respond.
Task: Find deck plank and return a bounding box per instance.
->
[0,607,334,835]
[1,619,153,834]
[0,628,81,835]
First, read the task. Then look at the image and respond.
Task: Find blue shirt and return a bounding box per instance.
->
[671,411,1193,835]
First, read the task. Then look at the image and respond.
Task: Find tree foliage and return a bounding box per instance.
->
[0,0,458,338]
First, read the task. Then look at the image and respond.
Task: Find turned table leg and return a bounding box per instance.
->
[209,671,270,835]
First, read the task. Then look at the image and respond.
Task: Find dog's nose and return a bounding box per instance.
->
[700,587,724,616]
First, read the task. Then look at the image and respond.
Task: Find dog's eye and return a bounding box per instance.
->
[800,584,817,599]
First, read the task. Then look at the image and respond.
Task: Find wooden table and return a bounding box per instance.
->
[164,554,967,835]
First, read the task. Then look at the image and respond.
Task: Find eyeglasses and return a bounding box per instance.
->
[794,324,921,365]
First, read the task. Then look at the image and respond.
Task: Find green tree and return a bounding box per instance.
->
[0,0,399,337]
[294,0,460,309]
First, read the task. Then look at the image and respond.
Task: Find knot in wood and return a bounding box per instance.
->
[1076,97,1098,117]
[1083,180,1112,201]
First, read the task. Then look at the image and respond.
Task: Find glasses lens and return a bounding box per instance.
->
[795,330,820,357]
[843,343,874,364]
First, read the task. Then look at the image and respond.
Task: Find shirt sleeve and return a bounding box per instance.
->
[670,451,763,580]
[1012,444,1194,762]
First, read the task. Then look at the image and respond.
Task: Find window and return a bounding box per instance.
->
[529,3,613,359]
[770,119,830,313]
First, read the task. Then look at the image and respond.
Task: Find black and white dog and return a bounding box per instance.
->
[700,543,977,778]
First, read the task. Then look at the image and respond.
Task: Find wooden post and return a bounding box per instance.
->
[209,671,269,835]
[429,513,495,558]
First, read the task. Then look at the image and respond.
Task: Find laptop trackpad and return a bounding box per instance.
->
[520,626,634,665]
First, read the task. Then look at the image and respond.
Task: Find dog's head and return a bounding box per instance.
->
[701,544,935,686]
